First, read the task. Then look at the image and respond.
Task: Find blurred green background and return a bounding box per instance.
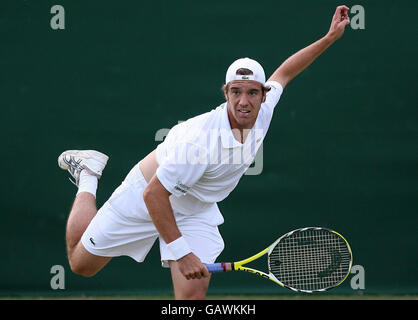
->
[0,0,416,297]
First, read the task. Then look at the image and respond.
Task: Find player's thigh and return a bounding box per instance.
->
[69,241,112,277]
[169,260,211,300]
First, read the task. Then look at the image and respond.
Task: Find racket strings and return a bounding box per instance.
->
[269,228,351,291]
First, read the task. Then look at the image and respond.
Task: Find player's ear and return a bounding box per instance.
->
[222,84,229,101]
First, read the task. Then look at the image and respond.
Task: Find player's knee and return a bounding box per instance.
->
[69,259,98,278]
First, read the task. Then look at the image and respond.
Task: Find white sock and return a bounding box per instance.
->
[76,169,98,198]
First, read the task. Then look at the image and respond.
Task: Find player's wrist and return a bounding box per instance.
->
[324,29,341,43]
[167,236,192,261]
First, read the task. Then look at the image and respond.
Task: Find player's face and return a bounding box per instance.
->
[225,80,266,130]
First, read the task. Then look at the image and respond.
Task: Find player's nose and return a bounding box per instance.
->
[238,94,249,106]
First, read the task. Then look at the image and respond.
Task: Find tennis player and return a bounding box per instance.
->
[58,6,350,299]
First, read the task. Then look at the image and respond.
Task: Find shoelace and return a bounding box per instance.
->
[63,155,83,187]
[68,176,79,187]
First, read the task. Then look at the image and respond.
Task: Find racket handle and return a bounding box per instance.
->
[205,262,230,273]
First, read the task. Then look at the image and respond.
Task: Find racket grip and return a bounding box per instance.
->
[205,263,228,273]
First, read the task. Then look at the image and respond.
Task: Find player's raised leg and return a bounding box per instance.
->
[58,150,111,277]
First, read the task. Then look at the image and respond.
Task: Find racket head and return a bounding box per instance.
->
[267,227,353,293]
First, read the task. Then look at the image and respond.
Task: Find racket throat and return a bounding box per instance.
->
[237,266,271,281]
[221,262,234,271]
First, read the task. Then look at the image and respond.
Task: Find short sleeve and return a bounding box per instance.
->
[256,81,284,132]
[156,142,208,197]
[263,80,284,114]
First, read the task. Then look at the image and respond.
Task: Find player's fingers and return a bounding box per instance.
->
[337,5,349,12]
[186,269,201,280]
[189,268,209,280]
[339,10,350,24]
[202,266,210,278]
[335,5,349,19]
[343,8,350,17]
[339,13,350,25]
[345,16,350,25]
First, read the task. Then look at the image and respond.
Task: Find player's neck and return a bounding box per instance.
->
[227,110,254,144]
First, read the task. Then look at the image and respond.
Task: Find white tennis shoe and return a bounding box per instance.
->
[58,150,109,186]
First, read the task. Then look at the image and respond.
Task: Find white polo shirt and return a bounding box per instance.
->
[156,80,283,225]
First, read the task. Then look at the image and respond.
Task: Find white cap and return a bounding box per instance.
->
[225,57,266,86]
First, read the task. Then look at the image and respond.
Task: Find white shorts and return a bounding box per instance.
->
[80,164,225,267]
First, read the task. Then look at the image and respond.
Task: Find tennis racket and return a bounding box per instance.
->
[205,227,352,293]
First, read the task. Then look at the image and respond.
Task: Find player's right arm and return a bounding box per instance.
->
[143,175,209,280]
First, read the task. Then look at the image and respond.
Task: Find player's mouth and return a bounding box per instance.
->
[238,109,251,114]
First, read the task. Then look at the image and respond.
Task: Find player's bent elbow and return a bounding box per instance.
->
[142,184,155,206]
[142,184,160,217]
[142,185,150,202]
[143,176,170,205]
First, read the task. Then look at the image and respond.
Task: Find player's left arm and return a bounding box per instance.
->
[268,5,350,89]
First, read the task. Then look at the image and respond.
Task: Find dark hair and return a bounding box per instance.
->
[235,68,253,76]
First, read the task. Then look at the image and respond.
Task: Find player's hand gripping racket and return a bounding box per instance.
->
[205,227,352,293]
